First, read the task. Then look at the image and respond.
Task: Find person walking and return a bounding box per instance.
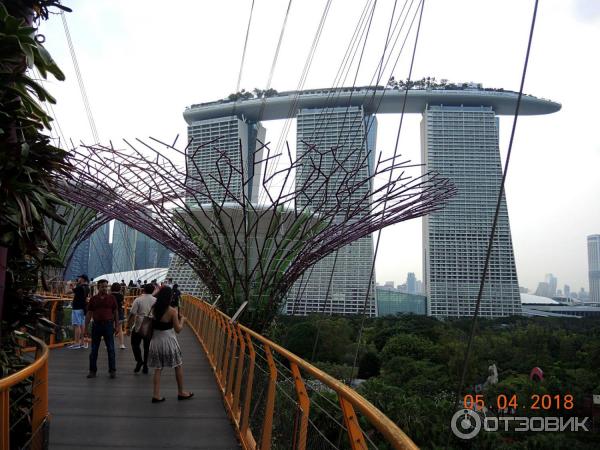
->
[110,282,127,349]
[151,279,160,296]
[68,274,89,349]
[148,287,193,403]
[84,279,118,379]
[127,283,156,374]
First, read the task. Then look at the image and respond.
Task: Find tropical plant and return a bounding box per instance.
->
[0,0,71,380]
[0,0,72,329]
[1,2,71,446]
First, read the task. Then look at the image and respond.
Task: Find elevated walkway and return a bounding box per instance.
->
[2,293,418,450]
[48,328,238,449]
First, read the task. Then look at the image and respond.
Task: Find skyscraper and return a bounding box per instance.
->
[112,220,136,273]
[88,223,111,279]
[422,105,521,318]
[185,115,265,204]
[133,232,171,270]
[284,106,377,316]
[406,272,417,294]
[155,243,172,268]
[535,282,551,298]
[166,115,265,295]
[588,235,600,304]
[134,231,154,270]
[544,273,557,297]
[64,238,90,281]
[179,85,558,304]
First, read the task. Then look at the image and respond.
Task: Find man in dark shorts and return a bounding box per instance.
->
[68,274,90,349]
[84,279,119,378]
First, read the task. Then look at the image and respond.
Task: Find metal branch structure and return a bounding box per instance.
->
[55,137,455,330]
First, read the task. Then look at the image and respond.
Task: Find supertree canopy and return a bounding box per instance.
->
[55,136,455,330]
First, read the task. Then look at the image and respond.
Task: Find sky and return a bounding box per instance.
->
[39,0,600,293]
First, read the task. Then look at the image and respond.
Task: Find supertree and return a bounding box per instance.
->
[55,136,455,331]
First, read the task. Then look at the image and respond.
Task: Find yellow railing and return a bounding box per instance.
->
[180,294,418,450]
[35,292,137,345]
[29,293,75,349]
[0,336,49,450]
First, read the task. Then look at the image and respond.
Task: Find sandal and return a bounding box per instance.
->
[177,392,194,400]
[151,397,166,403]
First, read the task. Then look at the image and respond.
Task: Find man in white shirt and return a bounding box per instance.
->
[127,284,155,374]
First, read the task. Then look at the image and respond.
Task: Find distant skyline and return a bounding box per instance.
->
[39,0,600,292]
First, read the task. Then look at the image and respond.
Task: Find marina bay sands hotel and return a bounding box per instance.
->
[168,85,560,319]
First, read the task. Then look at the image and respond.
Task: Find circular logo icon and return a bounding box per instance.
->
[451,409,482,440]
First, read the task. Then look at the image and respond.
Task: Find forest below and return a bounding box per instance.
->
[269,313,600,449]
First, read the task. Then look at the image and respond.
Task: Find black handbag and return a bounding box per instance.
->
[138,315,153,339]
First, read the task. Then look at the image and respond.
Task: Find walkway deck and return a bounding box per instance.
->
[48,328,239,449]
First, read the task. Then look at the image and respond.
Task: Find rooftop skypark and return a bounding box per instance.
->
[186,81,560,122]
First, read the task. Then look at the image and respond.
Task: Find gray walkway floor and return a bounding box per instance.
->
[48,328,239,449]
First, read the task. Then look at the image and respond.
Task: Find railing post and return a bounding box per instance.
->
[216,316,228,387]
[215,315,226,381]
[49,301,57,346]
[222,321,233,391]
[192,300,199,332]
[201,302,209,340]
[206,307,215,363]
[0,389,9,450]
[290,362,309,450]
[212,312,221,374]
[225,322,238,402]
[339,397,368,450]
[199,301,207,340]
[232,325,246,419]
[31,347,49,449]
[240,331,255,438]
[260,344,277,450]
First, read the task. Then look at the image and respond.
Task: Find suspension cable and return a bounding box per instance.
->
[236,0,256,93]
[61,12,99,143]
[451,0,540,427]
[349,0,425,384]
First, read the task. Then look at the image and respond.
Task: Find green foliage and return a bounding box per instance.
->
[227,87,278,102]
[280,316,354,363]
[314,361,354,382]
[1,3,70,445]
[281,321,318,359]
[0,1,71,265]
[357,351,380,379]
[273,313,600,449]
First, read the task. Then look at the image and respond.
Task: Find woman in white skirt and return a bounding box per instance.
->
[148,286,194,403]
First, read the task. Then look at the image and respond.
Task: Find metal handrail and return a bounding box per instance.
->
[180,294,419,450]
[0,335,49,450]
[27,295,75,349]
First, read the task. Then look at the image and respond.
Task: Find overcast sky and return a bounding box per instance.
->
[39,0,600,293]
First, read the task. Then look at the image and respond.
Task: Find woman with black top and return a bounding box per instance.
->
[110,282,127,349]
[148,286,193,403]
